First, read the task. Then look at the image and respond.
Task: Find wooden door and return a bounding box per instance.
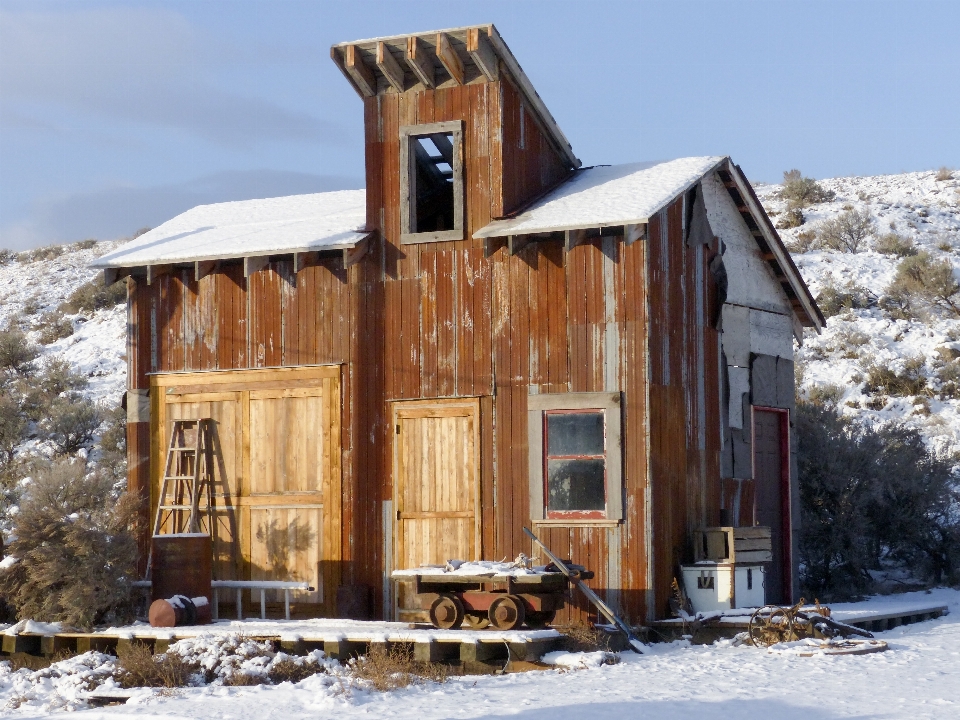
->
[153,366,341,614]
[753,408,791,604]
[393,399,480,618]
[248,387,337,604]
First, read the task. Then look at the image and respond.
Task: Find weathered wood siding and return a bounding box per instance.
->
[126,67,725,622]
[647,198,724,618]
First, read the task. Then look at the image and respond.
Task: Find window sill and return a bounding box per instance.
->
[400,229,463,244]
[532,519,622,528]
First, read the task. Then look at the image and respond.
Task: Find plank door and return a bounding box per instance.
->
[161,392,243,581]
[753,407,791,604]
[393,399,480,619]
[247,387,339,605]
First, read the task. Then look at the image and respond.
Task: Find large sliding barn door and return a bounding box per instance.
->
[393,399,480,619]
[152,366,341,615]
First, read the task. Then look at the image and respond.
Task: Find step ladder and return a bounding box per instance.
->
[146,418,213,578]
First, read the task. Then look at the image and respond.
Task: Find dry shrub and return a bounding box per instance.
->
[222,671,263,686]
[815,281,874,319]
[116,642,197,688]
[936,167,954,182]
[888,252,960,318]
[36,311,74,345]
[784,229,819,254]
[874,232,918,258]
[0,458,139,630]
[556,622,615,653]
[267,656,325,684]
[0,328,39,376]
[349,643,447,691]
[60,279,126,316]
[41,395,104,455]
[4,651,72,672]
[776,207,805,229]
[780,170,835,208]
[863,357,928,398]
[819,207,875,253]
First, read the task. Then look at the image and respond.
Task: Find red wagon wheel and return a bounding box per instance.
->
[429,594,465,629]
[488,594,526,631]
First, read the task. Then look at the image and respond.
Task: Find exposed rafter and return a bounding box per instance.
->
[466,27,498,81]
[376,41,406,93]
[405,36,435,89]
[330,25,581,170]
[435,32,464,85]
[344,44,376,97]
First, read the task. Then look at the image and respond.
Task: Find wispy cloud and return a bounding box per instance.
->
[0,6,343,146]
[0,169,363,250]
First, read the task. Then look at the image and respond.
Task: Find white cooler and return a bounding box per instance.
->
[681,562,765,613]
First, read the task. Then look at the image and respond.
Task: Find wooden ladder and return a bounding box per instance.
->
[146,418,213,578]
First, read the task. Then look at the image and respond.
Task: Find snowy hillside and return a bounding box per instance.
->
[756,169,960,456]
[0,241,127,409]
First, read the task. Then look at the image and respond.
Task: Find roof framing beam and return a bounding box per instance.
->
[405,36,435,89]
[344,44,376,97]
[376,41,406,93]
[331,25,581,170]
[467,27,498,81]
[435,32,464,85]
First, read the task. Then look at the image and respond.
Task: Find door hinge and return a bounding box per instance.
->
[396,424,401,434]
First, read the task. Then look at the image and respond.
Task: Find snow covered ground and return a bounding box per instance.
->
[0,240,127,408]
[756,168,960,454]
[1,588,957,719]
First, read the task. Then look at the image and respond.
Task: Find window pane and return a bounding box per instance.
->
[546,412,604,456]
[547,458,605,512]
[413,133,454,232]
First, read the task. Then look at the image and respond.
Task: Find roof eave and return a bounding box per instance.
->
[724,161,825,332]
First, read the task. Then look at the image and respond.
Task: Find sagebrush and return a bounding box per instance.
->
[0,458,139,629]
[796,397,960,599]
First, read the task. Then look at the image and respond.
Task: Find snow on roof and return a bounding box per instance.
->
[94,190,368,268]
[473,156,727,238]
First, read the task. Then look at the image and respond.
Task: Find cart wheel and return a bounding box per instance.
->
[464,612,491,629]
[524,610,556,629]
[429,594,465,630]
[488,594,526,631]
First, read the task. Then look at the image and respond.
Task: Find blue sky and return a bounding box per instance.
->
[1,0,957,249]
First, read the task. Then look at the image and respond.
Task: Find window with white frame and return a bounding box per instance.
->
[399,121,463,244]
[528,392,623,523]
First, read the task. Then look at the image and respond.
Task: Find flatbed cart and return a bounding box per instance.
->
[395,568,591,630]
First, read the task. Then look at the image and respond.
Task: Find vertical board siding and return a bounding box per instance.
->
[646,197,723,618]
[126,73,725,623]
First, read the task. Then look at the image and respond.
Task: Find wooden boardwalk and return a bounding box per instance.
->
[0,620,564,673]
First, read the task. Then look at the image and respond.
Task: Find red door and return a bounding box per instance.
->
[753,408,792,604]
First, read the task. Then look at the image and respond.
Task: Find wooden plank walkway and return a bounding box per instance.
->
[0,621,564,673]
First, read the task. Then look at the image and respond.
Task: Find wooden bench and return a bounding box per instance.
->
[131,580,314,621]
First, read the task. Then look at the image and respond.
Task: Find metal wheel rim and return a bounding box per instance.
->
[429,594,465,630]
[488,594,526,631]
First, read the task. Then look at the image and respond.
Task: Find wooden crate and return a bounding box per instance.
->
[695,526,772,564]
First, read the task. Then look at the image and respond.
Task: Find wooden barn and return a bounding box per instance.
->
[95,24,824,624]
